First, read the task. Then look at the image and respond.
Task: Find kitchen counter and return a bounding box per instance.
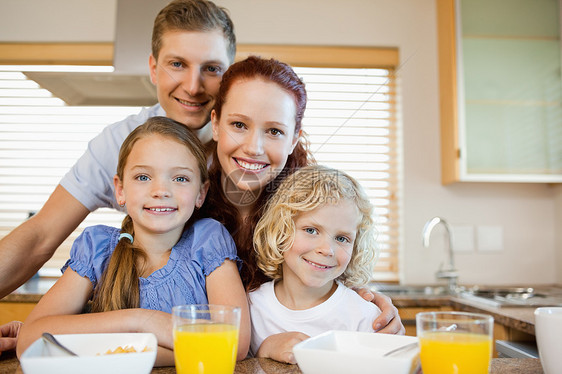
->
[1,277,57,303]
[0,351,545,373]
[1,279,547,336]
[449,296,536,335]
[389,293,537,335]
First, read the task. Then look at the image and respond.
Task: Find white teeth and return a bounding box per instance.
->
[304,259,331,269]
[237,159,266,170]
[177,98,202,107]
[149,208,174,212]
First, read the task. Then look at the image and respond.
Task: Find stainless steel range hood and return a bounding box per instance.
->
[24,0,169,106]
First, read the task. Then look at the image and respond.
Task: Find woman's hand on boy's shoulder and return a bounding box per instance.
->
[257,331,309,364]
[355,288,405,335]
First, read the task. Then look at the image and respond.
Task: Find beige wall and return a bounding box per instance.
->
[1,0,559,286]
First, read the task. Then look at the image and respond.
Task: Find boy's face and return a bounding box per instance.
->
[149,29,230,132]
[281,200,361,293]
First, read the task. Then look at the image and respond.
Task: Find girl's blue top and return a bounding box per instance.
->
[62,218,241,313]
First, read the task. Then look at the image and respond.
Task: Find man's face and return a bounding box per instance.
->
[149,30,230,131]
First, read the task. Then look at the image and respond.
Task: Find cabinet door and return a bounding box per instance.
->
[398,306,453,336]
[0,302,36,324]
[437,0,562,184]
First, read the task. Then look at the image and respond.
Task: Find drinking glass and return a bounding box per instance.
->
[172,304,241,374]
[416,311,493,374]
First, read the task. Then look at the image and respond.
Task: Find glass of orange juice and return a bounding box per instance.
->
[172,304,240,374]
[416,311,493,374]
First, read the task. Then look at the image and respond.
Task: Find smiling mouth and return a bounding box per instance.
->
[234,158,269,171]
[304,258,334,269]
[176,97,207,108]
[145,207,177,212]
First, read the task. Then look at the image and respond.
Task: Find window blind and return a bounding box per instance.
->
[0,59,400,282]
[294,67,399,281]
[0,66,132,274]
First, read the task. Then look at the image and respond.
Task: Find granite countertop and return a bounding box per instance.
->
[0,351,545,374]
[1,277,58,303]
[1,278,552,336]
[389,292,538,335]
[449,297,537,335]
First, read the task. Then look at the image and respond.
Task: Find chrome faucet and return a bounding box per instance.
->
[422,217,458,294]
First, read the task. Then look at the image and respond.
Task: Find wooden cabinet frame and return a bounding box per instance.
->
[436,0,461,185]
[436,0,562,184]
[0,43,398,69]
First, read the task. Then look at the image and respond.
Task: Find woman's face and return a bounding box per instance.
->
[211,78,300,202]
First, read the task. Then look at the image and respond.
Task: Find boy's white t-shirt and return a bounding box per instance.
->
[59,104,166,212]
[248,280,381,356]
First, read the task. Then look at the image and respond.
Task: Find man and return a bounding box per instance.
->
[0,0,233,301]
[0,0,403,355]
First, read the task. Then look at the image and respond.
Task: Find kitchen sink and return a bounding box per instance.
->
[371,284,562,307]
[370,284,449,296]
[459,286,562,307]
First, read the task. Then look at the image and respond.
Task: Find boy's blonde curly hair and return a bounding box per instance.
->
[253,165,378,288]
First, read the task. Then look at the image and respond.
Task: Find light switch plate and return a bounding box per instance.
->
[477,226,503,252]
[451,225,474,252]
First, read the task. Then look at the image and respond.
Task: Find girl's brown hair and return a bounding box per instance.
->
[200,56,314,291]
[91,116,208,312]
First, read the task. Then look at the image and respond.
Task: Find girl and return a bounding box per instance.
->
[249,165,381,360]
[16,117,251,366]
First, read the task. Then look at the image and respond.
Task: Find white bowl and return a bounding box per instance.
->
[20,333,157,374]
[293,330,419,374]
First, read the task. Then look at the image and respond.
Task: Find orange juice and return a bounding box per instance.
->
[174,323,239,374]
[419,331,492,374]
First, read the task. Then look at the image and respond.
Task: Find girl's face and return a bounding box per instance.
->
[282,199,361,293]
[114,134,208,240]
[211,78,300,200]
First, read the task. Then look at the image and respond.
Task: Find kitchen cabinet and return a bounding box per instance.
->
[398,305,453,336]
[437,0,562,184]
[0,302,35,325]
[398,301,535,358]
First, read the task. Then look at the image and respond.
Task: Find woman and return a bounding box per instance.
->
[200,56,404,363]
[201,55,309,291]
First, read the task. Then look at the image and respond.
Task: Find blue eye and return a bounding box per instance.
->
[136,174,149,181]
[304,227,318,235]
[205,65,222,75]
[336,235,351,243]
[174,176,189,182]
[171,61,183,68]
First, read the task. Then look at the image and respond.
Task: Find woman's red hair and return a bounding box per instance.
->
[201,56,314,290]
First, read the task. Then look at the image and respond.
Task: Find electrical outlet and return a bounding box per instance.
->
[477,226,503,252]
[451,225,474,252]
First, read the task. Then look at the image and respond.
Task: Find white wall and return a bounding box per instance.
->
[0,0,116,42]
[1,0,559,286]
[555,185,562,284]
